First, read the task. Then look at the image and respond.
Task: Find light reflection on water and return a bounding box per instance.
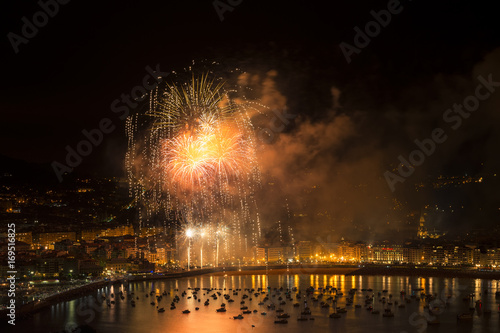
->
[13,275,500,333]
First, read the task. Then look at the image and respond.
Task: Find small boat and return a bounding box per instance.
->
[261,312,267,315]
[243,310,252,314]
[383,310,394,317]
[195,307,199,311]
[274,319,288,324]
[216,307,226,312]
[329,313,341,318]
[158,308,165,313]
[277,313,290,318]
[297,316,308,321]
[170,306,176,310]
[233,314,244,319]
[457,313,473,320]
[182,310,190,314]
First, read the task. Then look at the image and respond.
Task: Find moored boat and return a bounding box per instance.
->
[457,313,473,320]
[383,309,394,317]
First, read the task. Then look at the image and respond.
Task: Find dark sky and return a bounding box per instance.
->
[1,0,499,177]
[2,0,500,239]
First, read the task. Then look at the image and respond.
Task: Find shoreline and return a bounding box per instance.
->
[3,264,499,322]
[347,266,500,280]
[209,267,358,276]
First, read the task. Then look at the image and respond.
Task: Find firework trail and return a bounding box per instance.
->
[126,72,262,264]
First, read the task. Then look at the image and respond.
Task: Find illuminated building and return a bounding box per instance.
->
[369,245,404,263]
[100,225,134,237]
[267,247,284,263]
[17,231,33,245]
[105,258,129,272]
[296,241,312,261]
[37,232,77,249]
[417,212,428,238]
[81,229,102,241]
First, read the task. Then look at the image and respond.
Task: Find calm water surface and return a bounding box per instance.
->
[14,274,500,333]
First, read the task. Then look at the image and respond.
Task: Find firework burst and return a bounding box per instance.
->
[126,71,262,263]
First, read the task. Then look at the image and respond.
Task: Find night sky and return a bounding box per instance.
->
[2,0,500,237]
